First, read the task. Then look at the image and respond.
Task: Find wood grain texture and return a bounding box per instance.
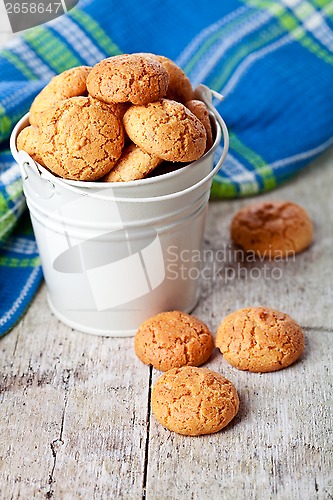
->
[1,149,333,499]
[146,328,332,500]
[0,290,150,499]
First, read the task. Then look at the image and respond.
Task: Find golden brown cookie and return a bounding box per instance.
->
[141,54,194,103]
[216,307,305,372]
[39,97,124,181]
[231,201,313,258]
[30,66,91,126]
[123,99,207,162]
[185,99,213,152]
[134,311,213,371]
[103,143,162,182]
[151,366,239,436]
[87,54,169,106]
[94,100,130,121]
[16,125,45,166]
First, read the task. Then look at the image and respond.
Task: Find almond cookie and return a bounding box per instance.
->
[30,66,91,126]
[141,54,194,103]
[151,366,239,436]
[96,101,130,121]
[231,201,313,258]
[216,307,305,373]
[104,143,162,182]
[87,54,169,106]
[16,125,45,166]
[39,97,124,181]
[124,99,207,162]
[134,311,213,371]
[185,99,213,152]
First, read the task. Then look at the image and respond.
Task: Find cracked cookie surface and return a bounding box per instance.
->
[17,125,45,166]
[123,98,207,162]
[185,99,213,152]
[216,307,305,372]
[141,54,194,103]
[134,311,213,371]
[231,201,313,258]
[103,143,162,182]
[30,66,92,126]
[151,366,239,436]
[39,96,124,181]
[87,53,169,105]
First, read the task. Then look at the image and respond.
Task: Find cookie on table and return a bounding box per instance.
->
[103,143,162,182]
[151,366,239,436]
[134,311,214,371]
[216,307,305,373]
[123,99,207,162]
[39,96,124,181]
[16,125,45,166]
[142,54,194,103]
[87,53,169,105]
[29,66,92,126]
[185,99,213,152]
[231,201,313,258]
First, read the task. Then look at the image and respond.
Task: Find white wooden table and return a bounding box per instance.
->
[1,146,332,499]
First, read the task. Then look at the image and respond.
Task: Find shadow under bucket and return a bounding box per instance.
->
[10,85,229,337]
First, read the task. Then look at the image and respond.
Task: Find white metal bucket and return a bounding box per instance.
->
[10,85,229,337]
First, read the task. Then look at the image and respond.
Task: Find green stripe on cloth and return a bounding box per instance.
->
[1,50,36,79]
[0,155,26,239]
[70,9,122,56]
[239,182,261,195]
[211,174,274,199]
[0,207,20,242]
[229,131,276,190]
[0,193,8,215]
[256,165,277,190]
[0,256,40,267]
[5,179,22,201]
[245,0,333,65]
[23,27,81,72]
[0,106,12,139]
[183,8,254,75]
[1,111,26,143]
[208,21,284,90]
[312,0,332,7]
[210,178,238,199]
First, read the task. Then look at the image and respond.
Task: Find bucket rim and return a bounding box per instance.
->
[10,85,229,203]
[10,109,221,191]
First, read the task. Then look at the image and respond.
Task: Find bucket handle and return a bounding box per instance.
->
[19,85,229,203]
[18,150,57,199]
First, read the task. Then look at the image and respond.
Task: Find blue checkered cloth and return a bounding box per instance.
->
[1,0,333,336]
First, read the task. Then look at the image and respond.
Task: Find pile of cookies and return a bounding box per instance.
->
[17,53,214,182]
[134,200,313,436]
[135,307,304,436]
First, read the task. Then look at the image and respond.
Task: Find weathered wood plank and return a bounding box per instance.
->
[146,327,333,500]
[0,288,150,499]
